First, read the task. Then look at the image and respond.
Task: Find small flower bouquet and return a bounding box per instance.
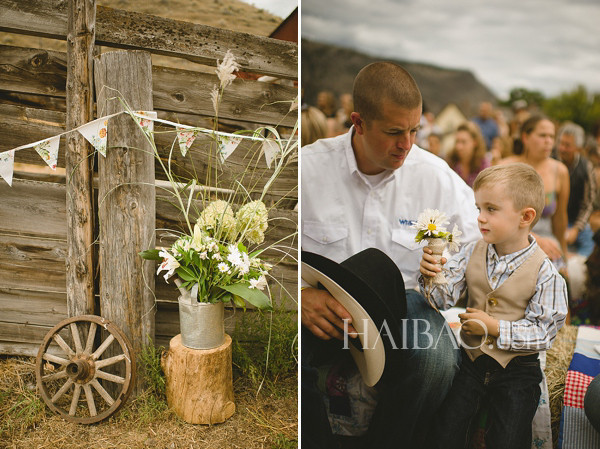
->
[140,199,273,310]
[412,208,462,287]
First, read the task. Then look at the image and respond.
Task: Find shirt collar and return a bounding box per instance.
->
[344,126,396,186]
[487,235,537,264]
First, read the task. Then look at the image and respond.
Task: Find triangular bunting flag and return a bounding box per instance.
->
[134,111,157,134]
[176,127,198,157]
[262,139,280,169]
[78,117,108,156]
[0,150,15,186]
[217,135,242,163]
[33,136,60,170]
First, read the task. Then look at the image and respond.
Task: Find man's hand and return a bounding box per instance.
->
[459,307,499,337]
[420,247,446,278]
[565,227,578,245]
[535,235,563,261]
[301,287,357,340]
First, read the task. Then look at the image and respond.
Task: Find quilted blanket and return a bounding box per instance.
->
[559,325,600,448]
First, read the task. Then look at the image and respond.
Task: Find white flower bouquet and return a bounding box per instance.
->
[412,208,462,288]
[140,199,272,309]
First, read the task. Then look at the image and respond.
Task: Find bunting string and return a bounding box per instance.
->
[0,110,286,186]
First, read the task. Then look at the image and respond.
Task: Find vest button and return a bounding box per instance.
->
[488,297,498,306]
[485,336,495,346]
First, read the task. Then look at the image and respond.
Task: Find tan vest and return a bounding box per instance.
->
[461,240,547,368]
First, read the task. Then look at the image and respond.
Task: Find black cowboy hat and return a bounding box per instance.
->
[301,248,407,387]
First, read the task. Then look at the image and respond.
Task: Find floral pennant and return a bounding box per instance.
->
[217,135,242,163]
[134,111,157,134]
[33,136,60,170]
[78,117,108,156]
[176,126,198,157]
[0,150,15,186]
[262,139,280,169]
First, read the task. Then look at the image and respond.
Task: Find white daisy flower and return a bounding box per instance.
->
[218,262,229,273]
[412,208,449,237]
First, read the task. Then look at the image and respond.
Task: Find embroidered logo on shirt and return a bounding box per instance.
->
[398,219,416,226]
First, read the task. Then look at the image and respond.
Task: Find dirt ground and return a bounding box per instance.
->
[0,356,297,449]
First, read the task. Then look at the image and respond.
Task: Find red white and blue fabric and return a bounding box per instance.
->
[559,326,600,448]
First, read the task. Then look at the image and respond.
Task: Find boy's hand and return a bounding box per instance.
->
[420,247,446,278]
[459,307,499,337]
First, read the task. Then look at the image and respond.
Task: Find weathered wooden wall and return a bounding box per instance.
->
[0,2,297,356]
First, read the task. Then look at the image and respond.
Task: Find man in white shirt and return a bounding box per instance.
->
[301,62,480,448]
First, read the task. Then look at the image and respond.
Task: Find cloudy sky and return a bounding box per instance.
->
[239,0,297,19]
[302,0,600,99]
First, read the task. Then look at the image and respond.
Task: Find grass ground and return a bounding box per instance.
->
[0,353,297,449]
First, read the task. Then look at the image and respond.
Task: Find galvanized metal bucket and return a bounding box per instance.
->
[178,295,225,350]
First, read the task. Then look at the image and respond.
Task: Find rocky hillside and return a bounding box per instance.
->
[302,39,497,118]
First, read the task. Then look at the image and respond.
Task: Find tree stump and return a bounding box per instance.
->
[162,334,235,424]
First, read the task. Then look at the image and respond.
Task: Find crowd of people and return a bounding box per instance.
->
[302,89,600,324]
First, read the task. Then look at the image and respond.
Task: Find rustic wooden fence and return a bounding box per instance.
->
[0,0,298,357]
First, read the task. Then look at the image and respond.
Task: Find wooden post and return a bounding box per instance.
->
[162,334,235,424]
[94,50,155,395]
[65,0,96,317]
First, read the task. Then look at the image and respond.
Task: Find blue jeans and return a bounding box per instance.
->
[301,290,460,449]
[568,222,595,258]
[430,349,542,449]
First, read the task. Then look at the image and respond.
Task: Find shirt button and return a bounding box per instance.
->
[322,236,329,243]
[488,297,498,307]
[367,228,372,235]
[491,276,497,282]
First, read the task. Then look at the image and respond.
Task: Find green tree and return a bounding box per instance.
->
[501,87,546,109]
[542,85,600,133]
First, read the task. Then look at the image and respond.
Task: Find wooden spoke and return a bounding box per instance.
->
[70,323,83,354]
[82,384,97,417]
[91,334,115,360]
[36,315,136,424]
[51,378,74,403]
[95,370,125,384]
[90,379,115,406]
[84,322,97,355]
[69,384,82,416]
[42,354,70,365]
[94,354,126,369]
[53,333,75,357]
[42,370,68,382]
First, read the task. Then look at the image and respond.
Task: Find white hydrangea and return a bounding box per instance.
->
[236,200,268,245]
[197,200,236,240]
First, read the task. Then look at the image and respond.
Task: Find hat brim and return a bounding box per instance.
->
[302,250,404,387]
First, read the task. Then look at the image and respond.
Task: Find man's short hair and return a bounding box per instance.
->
[353,62,422,122]
[473,163,545,227]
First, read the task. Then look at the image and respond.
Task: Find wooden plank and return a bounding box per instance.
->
[0,44,66,96]
[0,341,63,357]
[65,0,96,317]
[0,234,66,293]
[0,102,66,156]
[0,178,66,239]
[0,288,67,326]
[0,44,296,127]
[0,1,297,79]
[152,66,297,127]
[95,51,156,393]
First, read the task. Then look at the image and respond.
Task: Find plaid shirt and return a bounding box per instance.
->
[419,236,568,352]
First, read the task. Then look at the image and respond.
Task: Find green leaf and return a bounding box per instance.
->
[175,267,195,282]
[219,283,272,310]
[139,249,162,260]
[232,294,246,310]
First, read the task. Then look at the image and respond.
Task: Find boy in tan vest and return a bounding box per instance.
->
[419,163,568,449]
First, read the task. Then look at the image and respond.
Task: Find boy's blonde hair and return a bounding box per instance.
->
[472,163,545,227]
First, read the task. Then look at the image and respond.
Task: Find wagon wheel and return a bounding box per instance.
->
[35,315,136,424]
